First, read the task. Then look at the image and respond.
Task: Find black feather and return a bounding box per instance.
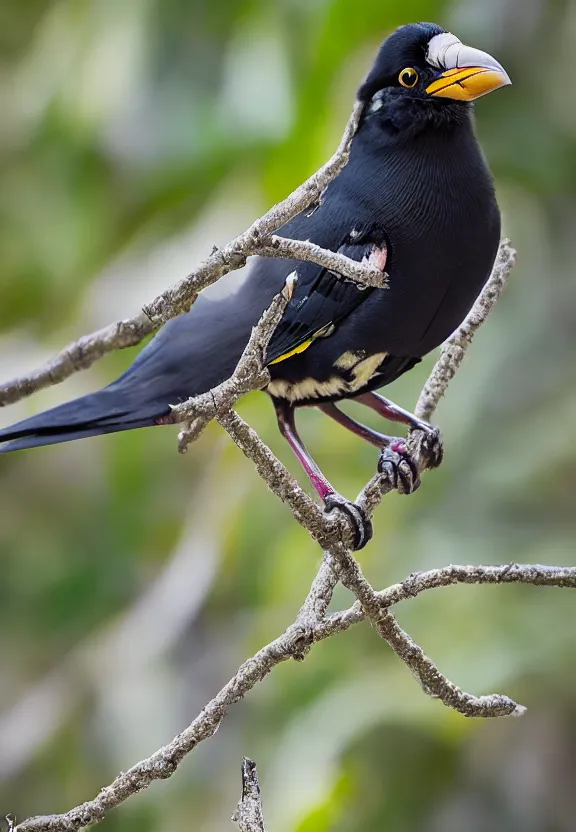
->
[0,21,503,452]
[358,22,445,101]
[265,237,380,365]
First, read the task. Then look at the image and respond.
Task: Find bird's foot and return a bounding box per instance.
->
[377,439,421,495]
[324,493,373,551]
[411,423,444,470]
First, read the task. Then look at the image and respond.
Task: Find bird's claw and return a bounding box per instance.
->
[411,424,444,469]
[324,493,373,551]
[377,440,421,495]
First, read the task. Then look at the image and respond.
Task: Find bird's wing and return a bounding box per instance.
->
[265,239,386,365]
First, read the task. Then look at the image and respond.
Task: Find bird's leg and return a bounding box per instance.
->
[273,399,372,550]
[318,402,420,494]
[274,400,334,502]
[319,402,392,448]
[352,391,444,471]
[353,391,430,432]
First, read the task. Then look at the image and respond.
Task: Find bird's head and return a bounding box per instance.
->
[358,23,510,129]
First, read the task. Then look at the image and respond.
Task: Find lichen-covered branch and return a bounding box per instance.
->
[259,235,387,289]
[370,611,524,717]
[13,560,576,832]
[0,102,367,409]
[216,409,334,544]
[232,758,267,832]
[172,275,295,452]
[0,315,155,409]
[415,239,517,422]
[3,92,571,832]
[11,234,547,832]
[318,562,576,637]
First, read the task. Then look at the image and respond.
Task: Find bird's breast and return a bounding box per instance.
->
[336,120,501,356]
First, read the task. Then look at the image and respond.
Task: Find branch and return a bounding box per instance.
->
[415,239,517,422]
[349,238,518,524]
[13,550,342,832]
[0,101,367,409]
[10,235,535,832]
[232,758,267,832]
[13,562,575,832]
[4,87,569,832]
[0,316,155,409]
[171,274,295,451]
[321,563,576,636]
[259,235,387,288]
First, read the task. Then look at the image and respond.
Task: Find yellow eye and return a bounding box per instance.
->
[398,67,419,88]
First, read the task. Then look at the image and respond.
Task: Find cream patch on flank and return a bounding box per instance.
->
[349,351,387,386]
[267,375,349,402]
[334,349,367,370]
[267,351,387,402]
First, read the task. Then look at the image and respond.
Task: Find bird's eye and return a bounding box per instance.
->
[398,67,419,88]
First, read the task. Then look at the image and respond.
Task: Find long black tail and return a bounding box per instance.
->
[0,285,267,453]
[0,248,296,454]
[0,387,167,452]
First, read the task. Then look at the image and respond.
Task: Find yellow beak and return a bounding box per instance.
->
[426,66,510,101]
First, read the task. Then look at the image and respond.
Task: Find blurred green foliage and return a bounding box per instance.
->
[1,0,576,830]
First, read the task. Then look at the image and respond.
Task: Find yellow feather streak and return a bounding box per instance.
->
[268,338,314,365]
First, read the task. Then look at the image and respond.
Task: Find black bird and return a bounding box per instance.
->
[0,23,510,547]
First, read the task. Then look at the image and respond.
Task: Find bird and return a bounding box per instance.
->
[0,22,510,548]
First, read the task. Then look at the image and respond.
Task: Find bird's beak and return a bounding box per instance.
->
[425,32,511,101]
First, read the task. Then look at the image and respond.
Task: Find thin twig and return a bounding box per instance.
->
[173,274,295,452]
[416,239,517,422]
[317,563,576,636]
[0,102,365,409]
[370,611,524,717]
[13,562,576,832]
[0,316,155,409]
[259,235,387,288]
[216,409,335,548]
[232,758,267,832]
[3,85,565,832]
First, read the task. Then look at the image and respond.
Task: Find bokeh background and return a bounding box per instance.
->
[1,0,576,829]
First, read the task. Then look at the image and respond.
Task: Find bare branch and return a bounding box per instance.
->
[0,315,155,409]
[216,409,337,548]
[259,235,388,288]
[232,758,267,832]
[380,562,576,603]
[317,563,576,637]
[345,238,517,527]
[296,552,340,625]
[14,627,307,832]
[0,102,365,409]
[14,561,575,832]
[371,610,524,717]
[173,275,295,451]
[4,86,566,832]
[317,542,525,717]
[416,239,517,422]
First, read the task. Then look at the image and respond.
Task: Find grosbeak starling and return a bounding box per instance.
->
[0,22,510,548]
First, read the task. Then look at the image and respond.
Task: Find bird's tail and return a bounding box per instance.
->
[0,261,281,454]
[0,387,165,453]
